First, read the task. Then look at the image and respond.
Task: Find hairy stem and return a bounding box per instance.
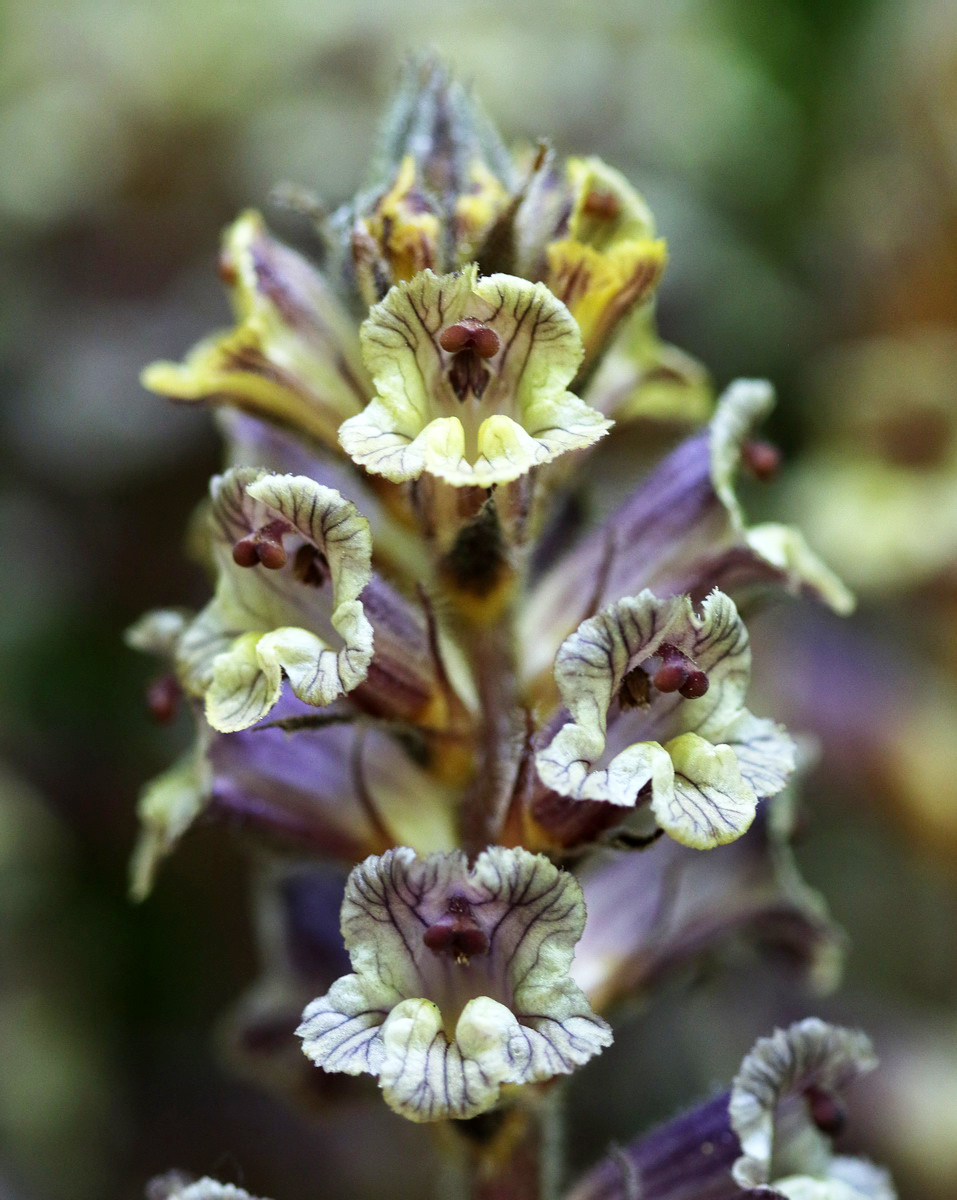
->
[441,1092,563,1200]
[458,616,523,856]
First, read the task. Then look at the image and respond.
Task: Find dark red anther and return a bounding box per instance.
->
[439,323,470,353]
[652,646,688,693]
[255,537,288,570]
[146,674,181,723]
[678,670,710,699]
[232,537,260,567]
[805,1086,847,1137]
[439,319,500,359]
[217,252,239,287]
[231,519,289,569]
[422,893,490,964]
[742,439,781,481]
[471,326,500,359]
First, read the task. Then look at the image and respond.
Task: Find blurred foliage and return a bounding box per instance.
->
[1,0,956,1197]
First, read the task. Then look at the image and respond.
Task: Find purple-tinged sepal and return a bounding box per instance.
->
[571,792,842,1014]
[522,380,852,687]
[142,211,368,449]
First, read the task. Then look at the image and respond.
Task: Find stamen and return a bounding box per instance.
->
[146,674,181,724]
[422,893,490,963]
[651,644,710,699]
[742,439,781,481]
[293,544,329,587]
[231,519,290,569]
[618,665,651,710]
[217,251,239,287]
[448,350,491,401]
[439,318,500,359]
[582,189,620,220]
[805,1085,847,1137]
[651,646,688,693]
[231,538,260,568]
[678,670,709,700]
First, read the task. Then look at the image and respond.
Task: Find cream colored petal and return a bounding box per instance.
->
[125,609,188,658]
[297,972,391,1077]
[746,524,856,616]
[152,1180,271,1200]
[718,711,796,801]
[298,847,611,1122]
[775,1170,896,1200]
[656,732,756,848]
[710,377,777,529]
[709,382,855,613]
[204,623,372,734]
[129,751,210,901]
[731,1018,881,1191]
[535,589,770,819]
[378,996,525,1122]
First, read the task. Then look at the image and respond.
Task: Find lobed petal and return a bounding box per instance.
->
[731,1020,890,1197]
[378,995,526,1122]
[656,733,756,848]
[147,1176,270,1200]
[129,749,210,901]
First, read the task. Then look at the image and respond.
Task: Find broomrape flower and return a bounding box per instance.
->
[337,264,611,488]
[129,56,893,1196]
[296,846,611,1122]
[146,1177,271,1200]
[568,1019,896,1200]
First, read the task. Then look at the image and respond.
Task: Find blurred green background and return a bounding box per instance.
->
[2,1,957,1197]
